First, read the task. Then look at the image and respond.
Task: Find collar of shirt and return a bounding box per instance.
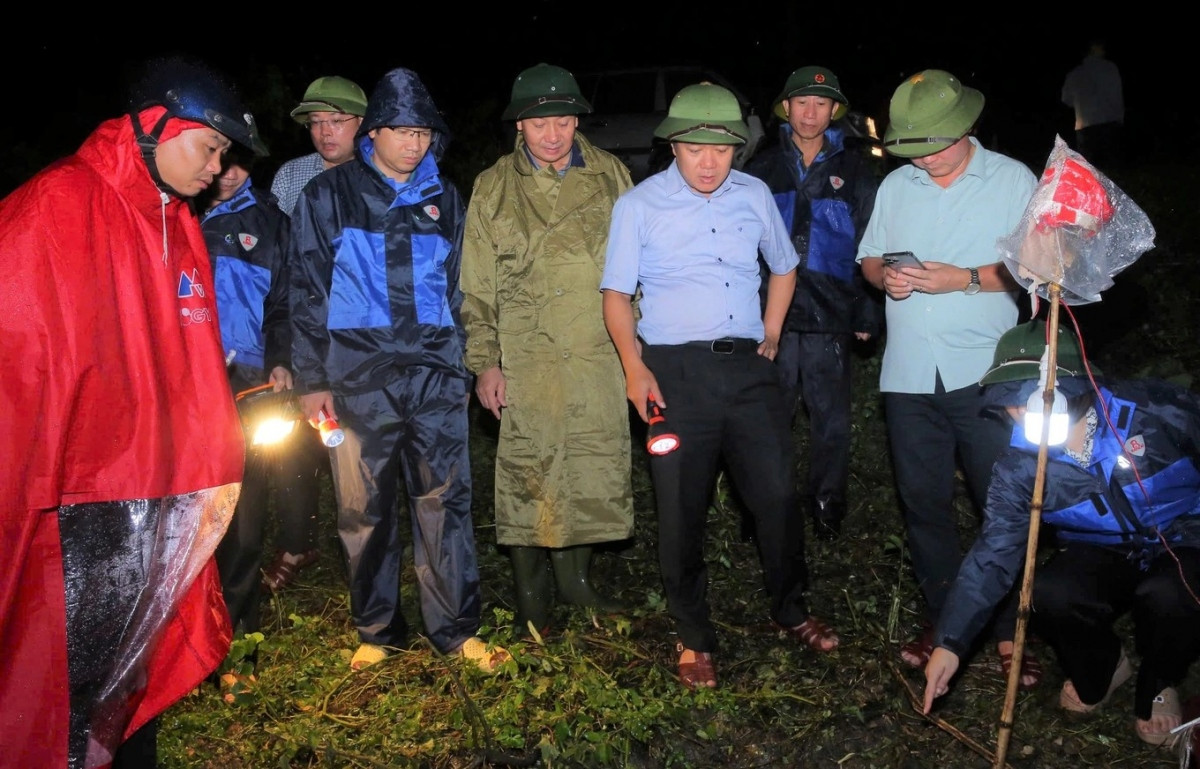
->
[903,136,987,188]
[662,158,740,198]
[522,142,585,177]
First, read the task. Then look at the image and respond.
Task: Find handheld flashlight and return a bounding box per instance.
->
[646,398,680,456]
[314,409,345,448]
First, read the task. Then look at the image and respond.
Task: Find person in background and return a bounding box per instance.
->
[601,82,839,692]
[0,57,266,768]
[260,75,367,588]
[856,69,1040,688]
[744,65,882,541]
[924,319,1200,747]
[199,146,321,638]
[288,67,508,673]
[271,75,367,218]
[1061,37,1124,169]
[461,63,634,637]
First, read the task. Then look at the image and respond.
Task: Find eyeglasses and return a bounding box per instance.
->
[306,116,358,132]
[386,127,433,142]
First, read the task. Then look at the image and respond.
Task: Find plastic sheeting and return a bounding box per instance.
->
[997,135,1156,305]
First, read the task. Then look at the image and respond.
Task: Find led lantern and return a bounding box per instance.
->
[1024,348,1069,446]
[234,384,301,447]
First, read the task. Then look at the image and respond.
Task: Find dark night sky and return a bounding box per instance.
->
[2,12,1187,194]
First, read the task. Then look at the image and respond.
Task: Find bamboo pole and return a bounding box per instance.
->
[993,283,1062,768]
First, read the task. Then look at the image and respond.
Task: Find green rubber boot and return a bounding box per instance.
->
[550,546,624,612]
[510,546,554,635]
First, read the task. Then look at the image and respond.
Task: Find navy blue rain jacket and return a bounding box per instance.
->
[745,125,881,335]
[288,68,468,396]
[935,378,1200,656]
[201,178,290,375]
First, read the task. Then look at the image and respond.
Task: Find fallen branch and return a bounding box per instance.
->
[888,657,1013,769]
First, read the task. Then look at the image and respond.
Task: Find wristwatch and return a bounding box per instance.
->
[964,267,981,295]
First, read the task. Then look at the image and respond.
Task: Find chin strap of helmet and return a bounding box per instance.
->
[130,109,188,199]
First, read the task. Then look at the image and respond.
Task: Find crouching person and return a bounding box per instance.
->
[924,319,1200,748]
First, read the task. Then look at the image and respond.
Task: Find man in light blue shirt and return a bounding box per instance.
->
[855,69,1038,688]
[602,82,839,693]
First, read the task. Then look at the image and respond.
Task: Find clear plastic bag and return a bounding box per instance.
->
[997,135,1157,305]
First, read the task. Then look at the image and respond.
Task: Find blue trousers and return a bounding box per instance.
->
[774,330,852,506]
[329,368,481,654]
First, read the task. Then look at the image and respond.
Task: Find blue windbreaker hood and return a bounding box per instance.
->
[359,67,451,162]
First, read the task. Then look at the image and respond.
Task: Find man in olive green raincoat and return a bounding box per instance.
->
[461,63,634,635]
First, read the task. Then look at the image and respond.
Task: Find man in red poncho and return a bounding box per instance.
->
[0,57,268,769]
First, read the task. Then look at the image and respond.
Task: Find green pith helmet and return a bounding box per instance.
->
[501,63,592,120]
[654,82,748,145]
[979,320,1095,386]
[883,69,984,158]
[290,76,368,124]
[772,65,848,121]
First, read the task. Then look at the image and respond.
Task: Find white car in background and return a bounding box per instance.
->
[575,65,766,181]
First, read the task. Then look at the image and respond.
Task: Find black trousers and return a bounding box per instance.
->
[774,330,852,506]
[884,384,1018,637]
[1076,121,1124,169]
[642,340,810,653]
[1034,543,1200,719]
[218,372,325,636]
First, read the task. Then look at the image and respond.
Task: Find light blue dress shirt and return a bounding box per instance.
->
[601,162,799,345]
[856,138,1037,394]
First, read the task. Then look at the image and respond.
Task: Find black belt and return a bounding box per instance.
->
[682,338,759,354]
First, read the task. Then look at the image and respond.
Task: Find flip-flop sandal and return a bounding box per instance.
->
[1136,687,1182,747]
[998,647,1043,690]
[1060,651,1132,713]
[676,641,717,691]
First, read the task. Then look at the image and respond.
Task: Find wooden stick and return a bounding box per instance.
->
[994,283,1062,768]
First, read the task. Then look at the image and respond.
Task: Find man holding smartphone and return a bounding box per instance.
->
[856,69,1040,688]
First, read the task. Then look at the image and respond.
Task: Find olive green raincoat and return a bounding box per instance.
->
[461,132,634,547]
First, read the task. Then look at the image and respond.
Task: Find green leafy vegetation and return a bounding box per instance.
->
[159,161,1198,767]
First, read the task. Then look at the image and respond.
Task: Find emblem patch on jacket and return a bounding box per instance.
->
[239,233,259,251]
[829,176,845,190]
[423,204,441,221]
[178,268,213,326]
[178,268,206,299]
[1124,434,1146,457]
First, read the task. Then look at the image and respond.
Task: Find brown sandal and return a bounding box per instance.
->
[900,624,935,668]
[998,646,1043,690]
[780,616,840,653]
[676,642,717,691]
[261,549,320,592]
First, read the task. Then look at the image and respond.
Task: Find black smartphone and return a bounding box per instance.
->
[881,251,925,269]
